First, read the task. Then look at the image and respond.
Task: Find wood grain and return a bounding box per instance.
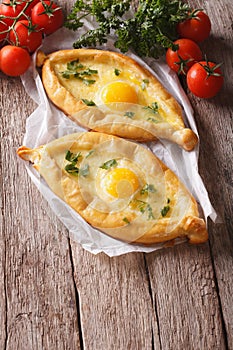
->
[0,79,81,349]
[186,0,233,347]
[0,0,232,349]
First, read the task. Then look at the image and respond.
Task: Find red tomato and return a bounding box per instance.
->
[9,20,43,53]
[166,39,202,75]
[177,10,211,43]
[0,45,31,76]
[0,0,25,26]
[31,0,64,35]
[0,19,9,42]
[187,61,224,98]
[24,0,40,15]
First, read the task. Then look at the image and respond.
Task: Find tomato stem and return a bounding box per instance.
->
[39,0,62,18]
[187,8,204,20]
[0,0,36,43]
[175,54,193,75]
[199,60,223,78]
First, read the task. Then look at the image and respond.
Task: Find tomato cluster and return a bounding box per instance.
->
[0,0,64,76]
[166,10,223,99]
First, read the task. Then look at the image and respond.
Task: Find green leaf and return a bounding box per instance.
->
[67,59,80,70]
[65,150,82,163]
[83,79,96,85]
[82,99,96,106]
[124,111,135,119]
[65,0,191,59]
[143,102,159,114]
[147,117,160,123]
[65,163,79,175]
[86,150,94,158]
[114,68,121,76]
[123,217,130,224]
[62,72,71,79]
[134,199,155,220]
[140,184,156,195]
[99,159,118,170]
[161,205,170,217]
[62,60,98,85]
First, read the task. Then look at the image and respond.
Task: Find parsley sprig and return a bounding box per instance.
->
[143,102,159,114]
[65,0,190,59]
[135,199,155,220]
[65,150,82,175]
[62,59,98,85]
[64,150,90,177]
[140,184,156,195]
[99,159,118,170]
[143,102,163,123]
[161,199,171,217]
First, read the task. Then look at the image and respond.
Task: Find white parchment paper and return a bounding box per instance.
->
[20,22,217,256]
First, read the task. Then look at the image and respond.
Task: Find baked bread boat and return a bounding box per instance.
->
[17,132,207,245]
[38,49,198,151]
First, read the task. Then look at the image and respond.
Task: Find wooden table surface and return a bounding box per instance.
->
[1,0,232,349]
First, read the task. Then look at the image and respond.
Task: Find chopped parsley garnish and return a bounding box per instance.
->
[79,68,98,75]
[135,199,155,220]
[86,150,94,158]
[82,99,96,106]
[99,159,118,170]
[143,102,159,114]
[140,184,156,195]
[65,150,82,163]
[123,217,130,224]
[161,205,170,217]
[143,102,163,123]
[147,117,161,123]
[83,79,96,86]
[67,60,84,71]
[62,59,98,85]
[147,206,155,220]
[64,150,82,176]
[65,163,79,175]
[141,79,149,91]
[114,68,121,76]
[124,111,135,119]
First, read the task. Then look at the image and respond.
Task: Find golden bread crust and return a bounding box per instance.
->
[17,132,207,245]
[40,49,198,151]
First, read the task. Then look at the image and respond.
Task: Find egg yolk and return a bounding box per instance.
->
[101,81,138,104]
[102,168,139,198]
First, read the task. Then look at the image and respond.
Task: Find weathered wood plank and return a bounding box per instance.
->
[186,0,233,347]
[0,186,7,350]
[0,76,81,349]
[146,243,226,349]
[71,243,160,349]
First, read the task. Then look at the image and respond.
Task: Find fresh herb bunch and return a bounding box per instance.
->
[65,0,191,58]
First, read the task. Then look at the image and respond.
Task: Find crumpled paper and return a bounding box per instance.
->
[20,22,217,256]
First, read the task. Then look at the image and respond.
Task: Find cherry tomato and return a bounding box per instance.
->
[187,61,224,98]
[0,19,9,42]
[177,10,211,43]
[0,0,25,26]
[166,39,202,75]
[24,0,40,15]
[9,20,43,53]
[31,0,64,35]
[0,45,31,76]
